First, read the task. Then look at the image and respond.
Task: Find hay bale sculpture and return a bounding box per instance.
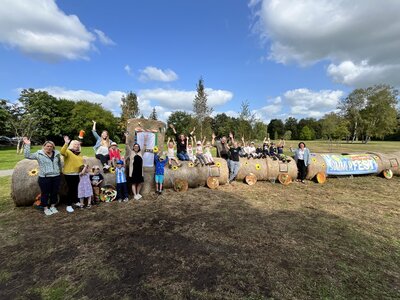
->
[10,118,400,206]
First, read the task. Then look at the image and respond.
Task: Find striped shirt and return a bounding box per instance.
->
[115,167,127,183]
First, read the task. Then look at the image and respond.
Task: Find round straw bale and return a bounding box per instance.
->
[266,157,297,181]
[314,172,327,184]
[244,173,257,185]
[236,158,268,181]
[174,178,188,192]
[11,159,42,206]
[306,153,328,180]
[207,176,220,189]
[163,158,229,189]
[382,169,393,180]
[368,151,400,176]
[277,173,292,185]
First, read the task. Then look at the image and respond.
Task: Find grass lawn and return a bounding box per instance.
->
[0,173,399,299]
[0,140,399,171]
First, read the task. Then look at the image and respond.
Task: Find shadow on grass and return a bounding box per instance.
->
[0,188,399,299]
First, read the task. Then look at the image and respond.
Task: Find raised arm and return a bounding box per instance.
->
[189,126,195,136]
[23,137,38,160]
[60,135,70,156]
[229,132,235,144]
[92,120,100,139]
[169,124,177,134]
[211,133,216,146]
[202,136,206,145]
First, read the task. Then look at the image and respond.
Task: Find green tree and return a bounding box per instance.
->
[298,118,322,139]
[237,100,254,139]
[149,107,158,120]
[120,91,139,132]
[166,111,194,138]
[284,117,298,140]
[359,85,399,141]
[70,101,120,145]
[320,112,349,140]
[253,121,268,141]
[0,99,11,135]
[268,119,285,140]
[212,113,234,137]
[193,78,213,138]
[299,125,315,140]
[338,88,366,142]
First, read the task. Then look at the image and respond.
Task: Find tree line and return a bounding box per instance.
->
[1,83,399,152]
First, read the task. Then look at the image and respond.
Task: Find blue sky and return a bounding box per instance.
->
[1,0,399,122]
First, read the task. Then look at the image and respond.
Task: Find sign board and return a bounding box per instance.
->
[321,154,378,175]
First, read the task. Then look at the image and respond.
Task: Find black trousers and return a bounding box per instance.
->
[116,182,129,199]
[64,174,80,206]
[96,154,110,166]
[297,159,307,180]
[38,176,61,207]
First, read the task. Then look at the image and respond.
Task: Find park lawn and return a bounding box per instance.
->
[0,140,399,170]
[0,174,399,299]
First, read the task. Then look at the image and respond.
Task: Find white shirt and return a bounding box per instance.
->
[298,148,305,160]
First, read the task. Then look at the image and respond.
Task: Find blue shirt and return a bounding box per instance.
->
[115,167,127,183]
[154,154,168,175]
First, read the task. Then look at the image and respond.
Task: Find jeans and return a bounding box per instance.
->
[229,160,240,182]
[38,176,61,207]
[177,152,190,161]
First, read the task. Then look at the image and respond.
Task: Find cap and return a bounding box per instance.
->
[110,142,117,146]
[116,160,123,165]
[196,141,201,145]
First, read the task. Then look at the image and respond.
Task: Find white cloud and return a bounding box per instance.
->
[138,88,233,110]
[94,29,115,46]
[252,0,400,86]
[250,89,343,123]
[124,64,132,75]
[138,66,178,82]
[0,0,98,61]
[37,86,124,115]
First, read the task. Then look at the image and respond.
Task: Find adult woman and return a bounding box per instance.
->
[169,124,194,161]
[23,137,62,216]
[290,142,311,183]
[92,120,113,171]
[128,143,145,200]
[61,136,84,212]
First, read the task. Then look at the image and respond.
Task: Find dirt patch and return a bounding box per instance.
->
[0,177,400,299]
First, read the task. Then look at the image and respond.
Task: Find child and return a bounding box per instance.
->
[186,136,197,163]
[167,137,181,167]
[115,159,129,202]
[90,165,104,204]
[109,142,122,168]
[194,136,207,166]
[154,152,168,194]
[203,141,214,165]
[269,142,279,160]
[78,164,93,208]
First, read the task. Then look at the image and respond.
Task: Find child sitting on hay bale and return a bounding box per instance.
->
[203,141,214,165]
[166,137,182,167]
[194,136,207,167]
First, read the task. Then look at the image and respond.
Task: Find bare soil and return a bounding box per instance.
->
[0,176,399,299]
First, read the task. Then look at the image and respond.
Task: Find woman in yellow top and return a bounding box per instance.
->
[61,135,84,213]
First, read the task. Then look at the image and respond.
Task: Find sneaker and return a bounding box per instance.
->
[66,206,74,213]
[123,198,129,202]
[44,208,53,216]
[75,202,81,207]
[137,194,143,200]
[117,199,122,202]
[49,207,58,214]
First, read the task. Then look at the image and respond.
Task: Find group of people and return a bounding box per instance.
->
[23,120,311,216]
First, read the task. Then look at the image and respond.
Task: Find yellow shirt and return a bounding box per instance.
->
[61,143,84,174]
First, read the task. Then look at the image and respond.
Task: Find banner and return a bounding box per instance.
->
[136,132,155,167]
[321,154,378,175]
